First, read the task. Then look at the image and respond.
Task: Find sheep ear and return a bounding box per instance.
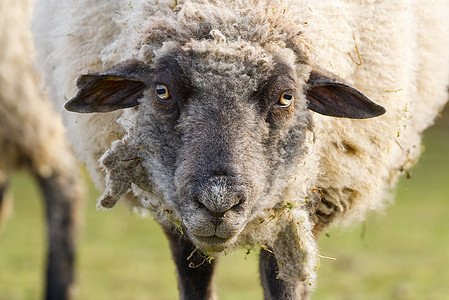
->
[306,71,386,119]
[65,59,151,113]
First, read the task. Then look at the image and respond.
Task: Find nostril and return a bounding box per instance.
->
[233,191,246,209]
[194,196,206,209]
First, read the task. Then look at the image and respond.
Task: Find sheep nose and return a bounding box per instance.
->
[198,194,245,225]
[194,176,246,224]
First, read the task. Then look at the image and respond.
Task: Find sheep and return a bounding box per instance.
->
[32,0,449,299]
[0,0,83,299]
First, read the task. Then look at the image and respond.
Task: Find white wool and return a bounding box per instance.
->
[32,0,449,286]
[0,0,77,179]
[306,1,449,226]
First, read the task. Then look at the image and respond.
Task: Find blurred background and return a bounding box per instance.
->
[0,105,448,300]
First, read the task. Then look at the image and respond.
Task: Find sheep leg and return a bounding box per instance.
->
[36,171,79,300]
[165,230,217,300]
[0,174,8,224]
[259,248,311,300]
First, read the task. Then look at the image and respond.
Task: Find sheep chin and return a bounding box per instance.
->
[189,234,239,253]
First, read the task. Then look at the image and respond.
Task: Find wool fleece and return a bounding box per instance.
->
[32,0,449,289]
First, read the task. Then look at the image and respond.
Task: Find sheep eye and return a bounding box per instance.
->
[278,91,295,107]
[155,84,170,101]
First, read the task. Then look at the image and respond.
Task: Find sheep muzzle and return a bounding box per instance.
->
[177,174,252,252]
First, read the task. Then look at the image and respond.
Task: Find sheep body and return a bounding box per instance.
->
[0,0,69,177]
[32,0,449,297]
[1,0,82,298]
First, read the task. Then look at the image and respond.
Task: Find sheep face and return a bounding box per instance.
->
[171,50,310,251]
[140,44,311,252]
[66,41,385,253]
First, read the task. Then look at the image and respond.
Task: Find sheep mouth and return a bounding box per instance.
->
[190,234,238,253]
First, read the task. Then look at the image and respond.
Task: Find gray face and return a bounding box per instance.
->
[138,50,310,252]
[66,43,384,253]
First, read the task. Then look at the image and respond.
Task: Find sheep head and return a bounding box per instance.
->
[66,38,384,253]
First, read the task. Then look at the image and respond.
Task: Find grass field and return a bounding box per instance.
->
[0,119,448,300]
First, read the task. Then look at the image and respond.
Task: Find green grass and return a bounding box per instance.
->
[0,123,448,300]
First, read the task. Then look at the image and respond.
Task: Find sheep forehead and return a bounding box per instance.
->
[182,38,271,63]
[179,39,277,92]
